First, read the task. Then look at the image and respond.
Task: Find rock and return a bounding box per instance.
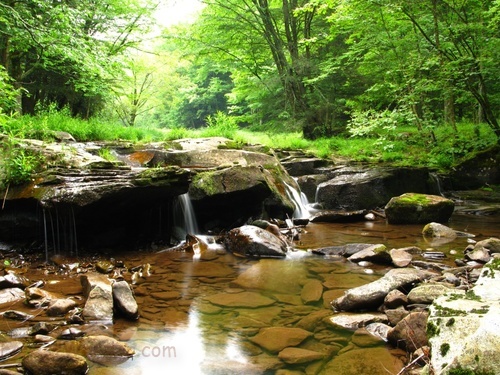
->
[278,347,325,364]
[80,274,113,323]
[0,341,23,360]
[96,261,114,274]
[59,327,85,340]
[312,243,375,257]
[22,350,88,375]
[309,209,367,223]
[407,284,458,304]
[316,166,435,211]
[205,291,275,308]
[4,311,32,322]
[428,258,500,374]
[385,193,454,224]
[231,259,308,294]
[387,311,429,352]
[422,222,459,238]
[0,288,26,304]
[384,290,408,309]
[24,287,57,307]
[351,327,385,347]
[323,347,404,375]
[80,335,134,365]
[347,244,391,264]
[29,322,56,336]
[295,310,332,331]
[328,313,388,330]
[281,156,327,177]
[112,280,139,320]
[300,279,324,304]
[365,322,391,342]
[47,298,77,316]
[465,237,500,263]
[390,248,413,267]
[385,307,410,326]
[332,268,431,312]
[0,273,29,289]
[249,327,312,353]
[223,225,288,258]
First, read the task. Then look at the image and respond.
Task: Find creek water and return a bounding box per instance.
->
[0,206,499,374]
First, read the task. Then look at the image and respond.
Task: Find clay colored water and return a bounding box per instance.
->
[0,209,498,374]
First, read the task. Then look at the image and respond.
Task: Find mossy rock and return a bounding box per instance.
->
[385,193,454,224]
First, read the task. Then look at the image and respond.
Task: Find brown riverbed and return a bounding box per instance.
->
[0,206,499,374]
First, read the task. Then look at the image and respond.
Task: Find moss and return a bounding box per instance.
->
[427,321,441,337]
[440,343,450,356]
[397,193,432,205]
[446,318,456,327]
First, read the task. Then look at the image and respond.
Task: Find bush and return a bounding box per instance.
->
[201,111,239,139]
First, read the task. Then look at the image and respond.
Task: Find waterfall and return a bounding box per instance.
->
[284,182,310,219]
[176,193,199,236]
[42,205,79,260]
[429,172,444,196]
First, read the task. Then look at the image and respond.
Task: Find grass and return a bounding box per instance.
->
[0,111,497,173]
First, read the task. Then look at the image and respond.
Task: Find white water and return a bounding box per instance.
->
[284,182,310,219]
[177,193,199,235]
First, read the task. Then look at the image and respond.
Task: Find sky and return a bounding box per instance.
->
[155,0,205,27]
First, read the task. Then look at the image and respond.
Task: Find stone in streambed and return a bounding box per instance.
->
[80,273,113,323]
[112,280,139,320]
[347,244,391,264]
[47,298,77,316]
[278,347,325,364]
[0,288,25,305]
[80,335,134,366]
[223,225,288,258]
[301,279,323,304]
[385,193,454,224]
[0,341,23,360]
[389,248,413,267]
[22,350,88,375]
[387,311,429,352]
[249,327,312,353]
[205,291,275,308]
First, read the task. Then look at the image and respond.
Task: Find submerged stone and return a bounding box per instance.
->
[249,327,312,353]
[278,347,325,364]
[22,350,88,375]
[204,291,275,308]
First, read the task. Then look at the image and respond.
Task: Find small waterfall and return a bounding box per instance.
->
[174,193,199,238]
[42,205,79,260]
[284,182,310,219]
[429,172,444,196]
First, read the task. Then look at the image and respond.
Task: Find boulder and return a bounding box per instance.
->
[428,259,500,374]
[407,283,458,304]
[316,166,436,211]
[46,298,77,316]
[465,237,500,263]
[328,312,388,330]
[385,193,454,224]
[80,335,134,366]
[387,311,429,352]
[0,341,23,360]
[309,210,367,223]
[384,290,408,309]
[312,243,376,257]
[0,273,29,289]
[332,268,431,312]
[223,225,288,258]
[80,274,113,323]
[389,248,413,267]
[112,280,139,320]
[347,244,391,264]
[22,350,88,375]
[0,288,25,305]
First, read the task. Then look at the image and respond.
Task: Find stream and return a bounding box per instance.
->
[0,204,499,374]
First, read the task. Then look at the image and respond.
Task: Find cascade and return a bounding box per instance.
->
[174,193,199,238]
[429,172,444,196]
[42,205,79,259]
[284,182,310,219]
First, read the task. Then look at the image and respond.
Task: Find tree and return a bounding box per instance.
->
[0,0,156,117]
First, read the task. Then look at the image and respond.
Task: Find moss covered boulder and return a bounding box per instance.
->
[384,193,454,224]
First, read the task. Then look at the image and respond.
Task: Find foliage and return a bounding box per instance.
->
[201,111,238,139]
[0,136,42,188]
